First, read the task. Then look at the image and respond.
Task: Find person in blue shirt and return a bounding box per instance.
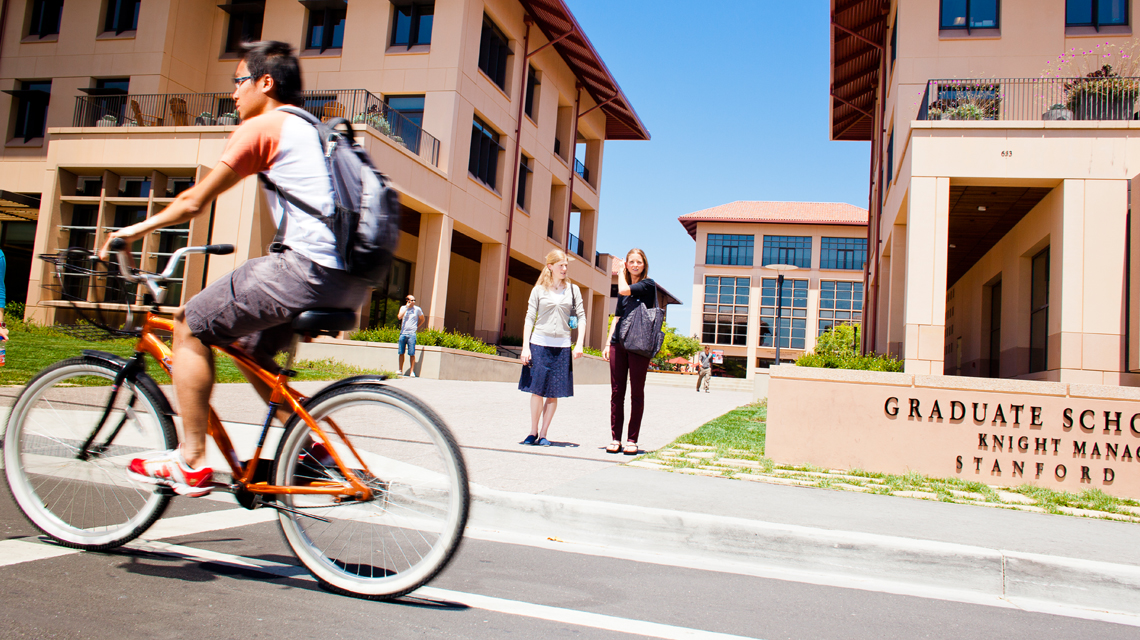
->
[0,247,9,341]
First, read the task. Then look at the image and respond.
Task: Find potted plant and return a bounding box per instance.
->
[1042,103,1073,120]
[1064,65,1139,120]
[352,113,392,136]
[948,103,988,120]
[194,111,215,126]
[217,111,238,126]
[97,114,118,127]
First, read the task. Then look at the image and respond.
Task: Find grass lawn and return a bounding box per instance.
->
[0,325,393,387]
[639,400,1140,520]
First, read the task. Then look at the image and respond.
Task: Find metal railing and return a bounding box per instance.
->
[568,233,585,258]
[574,157,590,183]
[73,88,441,166]
[918,77,1140,122]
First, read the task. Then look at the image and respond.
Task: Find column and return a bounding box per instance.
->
[413,212,453,330]
[473,242,507,344]
[1057,179,1127,381]
[886,225,907,358]
[902,176,949,375]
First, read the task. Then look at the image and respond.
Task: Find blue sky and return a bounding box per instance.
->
[564,0,871,336]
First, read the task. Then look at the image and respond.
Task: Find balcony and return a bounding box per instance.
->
[918,77,1140,122]
[574,157,590,183]
[568,232,585,258]
[72,89,441,166]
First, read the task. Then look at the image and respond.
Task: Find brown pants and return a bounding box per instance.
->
[610,343,650,443]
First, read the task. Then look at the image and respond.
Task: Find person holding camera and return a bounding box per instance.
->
[397,294,426,377]
[518,249,585,447]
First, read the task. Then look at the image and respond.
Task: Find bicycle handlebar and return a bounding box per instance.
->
[107,237,234,305]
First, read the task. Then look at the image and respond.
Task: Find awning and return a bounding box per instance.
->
[518,0,650,141]
[0,190,41,221]
[217,1,265,14]
[78,88,128,96]
[829,0,888,141]
[1,89,50,102]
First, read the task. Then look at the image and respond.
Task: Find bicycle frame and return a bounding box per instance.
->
[135,311,376,500]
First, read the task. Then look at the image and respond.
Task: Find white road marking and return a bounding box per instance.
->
[0,539,77,567]
[4,507,1140,631]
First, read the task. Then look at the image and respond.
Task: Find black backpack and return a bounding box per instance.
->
[258,106,400,287]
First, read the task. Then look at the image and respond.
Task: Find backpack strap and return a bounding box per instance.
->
[256,105,339,246]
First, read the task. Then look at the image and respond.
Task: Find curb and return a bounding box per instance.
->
[468,485,1140,617]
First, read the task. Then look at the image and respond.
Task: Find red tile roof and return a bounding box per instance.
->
[678,201,869,238]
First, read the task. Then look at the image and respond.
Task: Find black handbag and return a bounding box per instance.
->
[617,284,665,359]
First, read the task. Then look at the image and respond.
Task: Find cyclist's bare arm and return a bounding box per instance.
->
[99,163,242,261]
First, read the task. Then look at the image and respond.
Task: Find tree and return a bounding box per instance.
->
[653,322,701,366]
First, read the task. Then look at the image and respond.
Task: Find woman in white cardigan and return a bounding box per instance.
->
[518,249,586,446]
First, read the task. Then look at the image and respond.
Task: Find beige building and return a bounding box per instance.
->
[833,0,1140,385]
[680,202,869,378]
[1,0,648,348]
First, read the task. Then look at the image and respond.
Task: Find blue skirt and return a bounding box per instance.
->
[519,345,574,398]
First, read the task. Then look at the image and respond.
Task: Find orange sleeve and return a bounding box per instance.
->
[218,111,285,178]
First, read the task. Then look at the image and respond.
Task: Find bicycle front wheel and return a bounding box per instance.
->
[274,383,469,599]
[3,356,176,550]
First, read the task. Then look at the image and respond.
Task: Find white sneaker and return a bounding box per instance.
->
[409,372,416,378]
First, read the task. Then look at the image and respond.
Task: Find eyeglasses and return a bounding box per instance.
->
[232,75,255,87]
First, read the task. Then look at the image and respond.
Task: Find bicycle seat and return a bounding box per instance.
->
[292,308,358,336]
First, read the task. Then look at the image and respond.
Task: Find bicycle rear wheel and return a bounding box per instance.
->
[3,356,176,550]
[273,382,468,599]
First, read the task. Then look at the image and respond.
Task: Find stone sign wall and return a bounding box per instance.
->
[766,367,1140,499]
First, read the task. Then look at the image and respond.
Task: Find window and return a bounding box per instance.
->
[469,116,502,189]
[103,0,139,34]
[306,4,346,52]
[818,280,864,336]
[385,95,425,154]
[889,12,898,69]
[478,15,510,90]
[886,130,894,185]
[61,204,98,299]
[524,65,539,120]
[705,234,754,266]
[517,154,532,210]
[1029,248,1049,373]
[702,276,750,346]
[820,237,867,270]
[940,0,999,30]
[9,80,51,142]
[119,177,150,197]
[166,177,194,197]
[391,1,433,48]
[988,281,1001,378]
[28,0,63,39]
[1067,0,1128,28]
[760,278,807,349]
[367,258,412,328]
[76,176,102,196]
[762,236,812,269]
[222,3,264,53]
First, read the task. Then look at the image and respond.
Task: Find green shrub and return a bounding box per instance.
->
[795,324,903,372]
[500,334,523,347]
[349,326,496,355]
[6,301,25,321]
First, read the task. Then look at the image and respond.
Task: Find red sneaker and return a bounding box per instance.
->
[127,448,214,497]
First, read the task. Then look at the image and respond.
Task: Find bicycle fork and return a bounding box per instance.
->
[77,352,147,460]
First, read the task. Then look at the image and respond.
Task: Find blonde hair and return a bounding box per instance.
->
[536,249,569,290]
[626,248,649,283]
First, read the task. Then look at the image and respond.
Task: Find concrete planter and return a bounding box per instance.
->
[1069,93,1137,120]
[296,337,611,384]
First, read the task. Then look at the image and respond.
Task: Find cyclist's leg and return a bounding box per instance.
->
[171,306,215,469]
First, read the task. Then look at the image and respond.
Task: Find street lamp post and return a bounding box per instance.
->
[762,264,800,366]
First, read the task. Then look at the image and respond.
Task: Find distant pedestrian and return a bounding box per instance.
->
[604,248,657,455]
[696,345,713,393]
[397,294,426,376]
[519,249,585,447]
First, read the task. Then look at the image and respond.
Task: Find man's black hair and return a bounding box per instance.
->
[239,41,304,107]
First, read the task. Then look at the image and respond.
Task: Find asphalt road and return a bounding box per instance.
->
[2,491,1137,640]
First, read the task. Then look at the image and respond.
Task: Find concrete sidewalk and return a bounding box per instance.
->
[200,377,1140,621]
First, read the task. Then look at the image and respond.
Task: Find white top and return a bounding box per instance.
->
[524,283,585,348]
[400,305,424,335]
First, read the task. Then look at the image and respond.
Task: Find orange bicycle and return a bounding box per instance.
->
[3,240,469,599]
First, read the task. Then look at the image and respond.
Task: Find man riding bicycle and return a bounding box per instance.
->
[99,41,369,497]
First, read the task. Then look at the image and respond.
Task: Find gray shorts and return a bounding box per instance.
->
[183,248,368,371]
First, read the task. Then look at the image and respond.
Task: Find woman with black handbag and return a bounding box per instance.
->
[604,248,658,455]
[519,249,586,446]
